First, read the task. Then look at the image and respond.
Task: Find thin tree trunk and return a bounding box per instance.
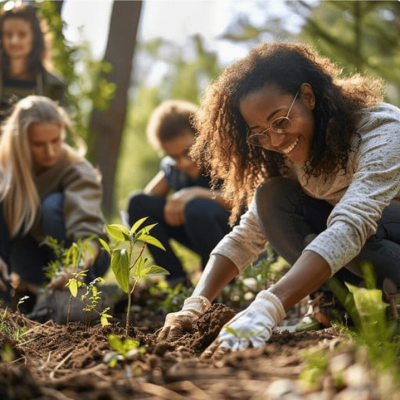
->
[89,1,143,216]
[54,0,64,14]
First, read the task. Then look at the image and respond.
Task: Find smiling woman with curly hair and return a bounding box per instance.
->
[158,41,400,356]
[191,41,384,223]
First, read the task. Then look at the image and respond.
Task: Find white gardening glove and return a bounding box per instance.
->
[202,289,286,359]
[158,296,211,341]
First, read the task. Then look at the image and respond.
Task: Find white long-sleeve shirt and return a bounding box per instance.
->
[212,103,400,275]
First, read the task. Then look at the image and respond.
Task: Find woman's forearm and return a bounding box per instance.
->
[270,250,331,310]
[192,254,239,302]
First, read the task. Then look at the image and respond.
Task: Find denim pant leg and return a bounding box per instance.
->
[183,198,231,267]
[356,201,400,286]
[0,203,14,301]
[127,191,188,280]
[254,177,332,265]
[254,177,361,287]
[11,193,69,285]
[254,177,400,288]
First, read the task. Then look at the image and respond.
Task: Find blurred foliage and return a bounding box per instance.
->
[221,0,400,105]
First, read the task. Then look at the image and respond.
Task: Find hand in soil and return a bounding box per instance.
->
[201,289,286,357]
[158,295,211,341]
[157,309,197,340]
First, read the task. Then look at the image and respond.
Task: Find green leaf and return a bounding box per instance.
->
[108,334,125,355]
[130,217,148,235]
[136,233,165,251]
[105,224,130,242]
[225,326,239,338]
[111,249,130,293]
[99,238,110,254]
[101,314,111,326]
[142,265,170,278]
[68,279,79,297]
[122,338,140,352]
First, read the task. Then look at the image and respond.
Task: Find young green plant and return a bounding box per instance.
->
[42,235,109,325]
[104,334,145,377]
[99,217,169,334]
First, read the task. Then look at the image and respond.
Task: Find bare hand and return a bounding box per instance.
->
[164,188,197,226]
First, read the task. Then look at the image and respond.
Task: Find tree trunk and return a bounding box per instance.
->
[89,0,143,216]
[54,0,64,14]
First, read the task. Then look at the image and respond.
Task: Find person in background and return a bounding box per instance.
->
[158,41,400,356]
[127,99,232,287]
[0,95,109,312]
[0,3,65,122]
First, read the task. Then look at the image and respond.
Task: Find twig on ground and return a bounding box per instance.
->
[49,352,73,379]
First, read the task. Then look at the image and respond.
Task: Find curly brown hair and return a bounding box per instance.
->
[191,41,385,224]
[146,99,198,150]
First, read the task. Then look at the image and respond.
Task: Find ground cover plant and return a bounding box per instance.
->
[0,248,399,399]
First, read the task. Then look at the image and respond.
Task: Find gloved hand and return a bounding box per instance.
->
[158,295,211,341]
[202,289,286,359]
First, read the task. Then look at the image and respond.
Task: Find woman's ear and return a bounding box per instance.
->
[300,83,315,110]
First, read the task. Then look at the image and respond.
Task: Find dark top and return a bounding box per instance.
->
[160,156,212,192]
[0,69,66,122]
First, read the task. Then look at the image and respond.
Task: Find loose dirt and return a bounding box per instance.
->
[1,294,389,400]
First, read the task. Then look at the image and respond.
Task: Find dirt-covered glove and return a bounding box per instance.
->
[158,295,211,341]
[202,289,286,359]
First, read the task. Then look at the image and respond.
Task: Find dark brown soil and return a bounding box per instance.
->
[0,298,392,400]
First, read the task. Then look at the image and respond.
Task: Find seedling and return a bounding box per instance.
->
[99,217,170,335]
[42,235,108,324]
[0,308,30,344]
[66,273,112,327]
[104,333,145,377]
[148,280,193,313]
[224,325,262,346]
[16,296,30,313]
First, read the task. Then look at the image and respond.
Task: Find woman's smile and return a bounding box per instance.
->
[240,84,315,164]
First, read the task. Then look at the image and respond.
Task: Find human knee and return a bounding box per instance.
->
[254,177,299,217]
[184,198,216,225]
[127,191,148,217]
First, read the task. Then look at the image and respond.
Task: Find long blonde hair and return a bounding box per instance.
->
[0,95,79,237]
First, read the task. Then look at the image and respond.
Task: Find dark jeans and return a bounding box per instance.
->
[254,177,400,288]
[0,193,109,288]
[127,191,231,281]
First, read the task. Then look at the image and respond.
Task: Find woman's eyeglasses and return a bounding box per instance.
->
[246,90,299,148]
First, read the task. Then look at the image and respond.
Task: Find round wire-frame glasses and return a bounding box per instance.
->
[246,90,300,148]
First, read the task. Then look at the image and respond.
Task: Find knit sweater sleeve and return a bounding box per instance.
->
[61,160,106,241]
[306,104,400,274]
[211,199,268,274]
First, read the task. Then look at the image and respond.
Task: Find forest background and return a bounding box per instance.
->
[2,0,400,245]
